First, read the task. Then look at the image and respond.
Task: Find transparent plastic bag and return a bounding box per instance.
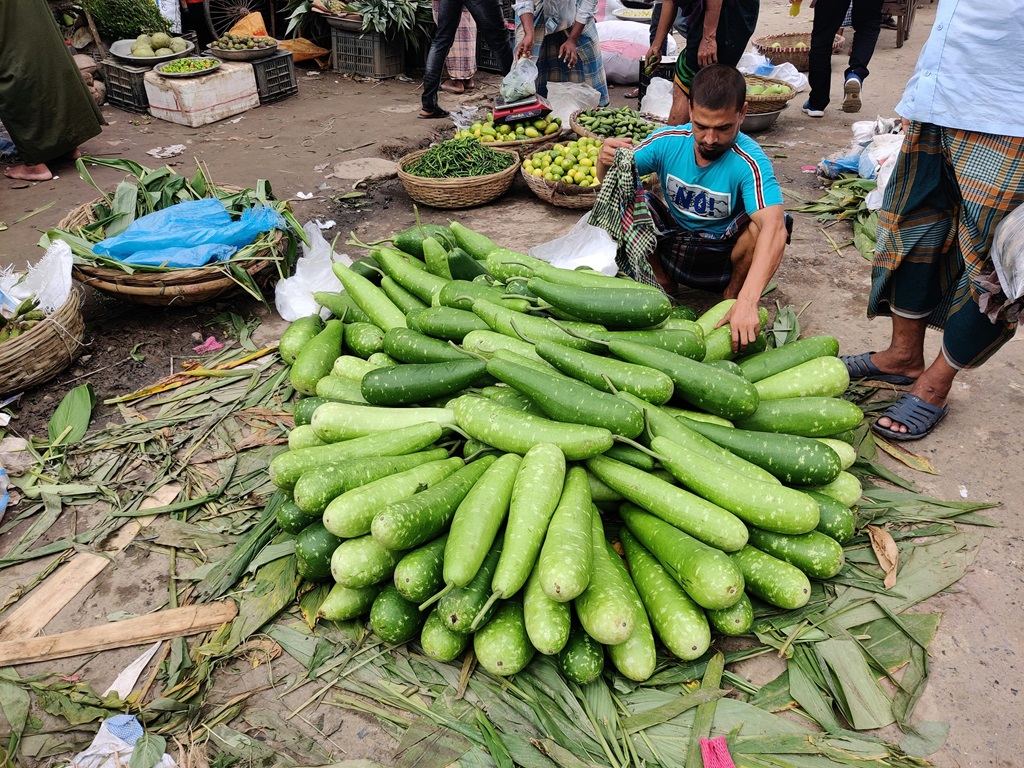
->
[992,204,1024,302]
[547,82,601,123]
[500,57,539,102]
[275,221,352,321]
[640,77,673,121]
[529,213,618,275]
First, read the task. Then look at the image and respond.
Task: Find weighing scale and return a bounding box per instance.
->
[492,94,552,125]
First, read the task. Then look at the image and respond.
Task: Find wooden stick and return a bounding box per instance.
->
[82,7,108,61]
[0,601,237,666]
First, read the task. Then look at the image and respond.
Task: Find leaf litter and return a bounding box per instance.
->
[0,338,1001,767]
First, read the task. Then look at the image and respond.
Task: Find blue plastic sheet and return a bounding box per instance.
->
[817,154,863,180]
[93,198,285,268]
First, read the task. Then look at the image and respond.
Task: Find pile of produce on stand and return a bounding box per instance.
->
[43,157,303,306]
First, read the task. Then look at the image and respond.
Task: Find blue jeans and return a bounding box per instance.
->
[422,0,513,111]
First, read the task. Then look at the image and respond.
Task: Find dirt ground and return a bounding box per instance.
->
[1,3,1021,766]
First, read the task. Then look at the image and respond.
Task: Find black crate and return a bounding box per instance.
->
[637,55,677,102]
[476,24,515,74]
[252,49,298,103]
[100,58,150,113]
[331,27,404,79]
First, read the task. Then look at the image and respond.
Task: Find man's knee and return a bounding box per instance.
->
[730,220,758,266]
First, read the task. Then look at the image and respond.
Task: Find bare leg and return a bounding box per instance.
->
[667,87,691,126]
[4,163,52,181]
[723,220,758,299]
[866,313,928,379]
[875,353,957,435]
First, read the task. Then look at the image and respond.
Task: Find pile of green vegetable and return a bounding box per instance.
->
[575,106,662,142]
[404,137,517,179]
[270,220,868,684]
[83,0,169,39]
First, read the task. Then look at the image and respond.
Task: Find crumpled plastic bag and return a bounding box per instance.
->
[640,77,674,121]
[67,714,176,768]
[529,213,618,275]
[274,221,352,321]
[93,198,285,268]
[500,57,539,102]
[0,239,73,314]
[547,82,601,124]
[991,204,1024,304]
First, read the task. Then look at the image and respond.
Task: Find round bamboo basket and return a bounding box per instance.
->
[570,109,664,141]
[520,164,598,210]
[752,32,846,70]
[744,74,799,114]
[397,147,521,209]
[59,188,283,307]
[0,286,85,397]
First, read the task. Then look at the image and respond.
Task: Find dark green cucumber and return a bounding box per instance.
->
[574,512,636,646]
[706,593,753,636]
[350,255,384,282]
[315,291,373,324]
[447,247,490,280]
[620,528,710,661]
[420,607,469,660]
[331,534,405,587]
[523,566,570,655]
[746,527,845,580]
[619,504,744,610]
[370,584,427,643]
[530,261,663,291]
[394,535,448,603]
[290,320,344,396]
[415,306,490,341]
[805,490,856,543]
[526,278,672,329]
[734,397,864,437]
[730,545,811,610]
[437,533,504,633]
[670,304,698,321]
[558,626,604,684]
[371,456,497,550]
[473,599,535,676]
[293,396,329,427]
[382,328,471,364]
[737,335,840,382]
[345,322,386,358]
[678,417,843,486]
[609,340,759,420]
[437,280,531,313]
[652,436,820,534]
[277,499,321,534]
[585,455,748,552]
[318,583,381,621]
[591,329,706,360]
[294,448,450,515]
[295,522,343,583]
[280,314,324,365]
[361,359,487,406]
[534,340,675,406]
[486,356,644,438]
[390,223,456,259]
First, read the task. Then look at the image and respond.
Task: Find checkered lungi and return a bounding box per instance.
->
[433,0,477,80]
[518,21,610,106]
[868,121,1024,368]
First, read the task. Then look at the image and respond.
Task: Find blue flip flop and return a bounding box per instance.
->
[841,352,916,385]
[871,393,948,441]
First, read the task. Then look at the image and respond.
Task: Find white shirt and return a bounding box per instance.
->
[896,0,1024,137]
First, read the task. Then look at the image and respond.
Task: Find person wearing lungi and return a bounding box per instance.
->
[644,0,759,126]
[597,65,790,353]
[841,0,1024,440]
[514,0,610,107]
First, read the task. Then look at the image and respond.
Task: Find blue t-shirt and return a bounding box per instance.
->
[633,126,783,236]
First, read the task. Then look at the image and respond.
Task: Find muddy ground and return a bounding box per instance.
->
[1,3,1021,767]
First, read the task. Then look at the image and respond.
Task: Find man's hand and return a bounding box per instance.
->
[558,38,578,67]
[597,137,633,170]
[516,30,535,60]
[717,299,760,353]
[697,33,718,67]
[644,43,662,74]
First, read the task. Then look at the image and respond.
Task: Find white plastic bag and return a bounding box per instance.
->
[547,82,601,124]
[992,204,1024,302]
[0,239,73,315]
[766,63,808,92]
[529,213,618,275]
[736,51,770,74]
[640,77,673,120]
[500,57,538,102]
[274,221,352,321]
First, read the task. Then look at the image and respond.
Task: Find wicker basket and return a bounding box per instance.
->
[752,32,846,70]
[744,74,799,114]
[397,147,521,209]
[0,286,85,397]
[520,164,598,210]
[570,109,664,142]
[489,129,568,156]
[59,188,284,307]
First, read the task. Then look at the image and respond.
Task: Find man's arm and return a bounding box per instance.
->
[644,0,677,71]
[719,204,787,351]
[699,0,723,67]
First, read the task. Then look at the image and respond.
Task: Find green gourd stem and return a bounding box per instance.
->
[418,582,454,612]
[549,318,608,346]
[469,591,501,631]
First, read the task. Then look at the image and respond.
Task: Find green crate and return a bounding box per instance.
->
[331,27,404,79]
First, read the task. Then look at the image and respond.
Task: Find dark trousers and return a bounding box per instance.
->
[807,0,883,110]
[422,0,512,111]
[182,2,215,50]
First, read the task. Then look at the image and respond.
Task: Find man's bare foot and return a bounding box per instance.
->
[875,380,950,435]
[4,163,52,181]
[863,348,926,381]
[440,79,466,94]
[65,148,83,161]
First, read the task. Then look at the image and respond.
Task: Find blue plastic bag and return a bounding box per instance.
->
[93,198,285,268]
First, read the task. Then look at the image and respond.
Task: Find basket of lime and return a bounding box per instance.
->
[521,136,602,209]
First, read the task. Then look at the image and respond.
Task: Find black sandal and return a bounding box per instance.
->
[418,107,450,119]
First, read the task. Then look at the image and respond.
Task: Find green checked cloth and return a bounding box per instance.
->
[588,146,661,288]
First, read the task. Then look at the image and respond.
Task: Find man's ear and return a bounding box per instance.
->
[738,102,748,123]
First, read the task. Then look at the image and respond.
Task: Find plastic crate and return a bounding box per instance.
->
[100,59,150,113]
[331,27,404,79]
[252,49,298,103]
[637,56,677,102]
[476,24,515,74]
